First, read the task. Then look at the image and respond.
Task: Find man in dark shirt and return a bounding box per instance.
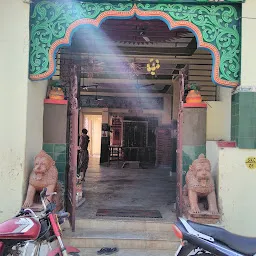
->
[78,129,90,181]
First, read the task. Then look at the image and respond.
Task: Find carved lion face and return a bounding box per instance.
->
[34,157,49,175]
[195,162,211,181]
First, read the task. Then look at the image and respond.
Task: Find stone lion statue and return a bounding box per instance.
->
[183,154,219,215]
[23,150,63,211]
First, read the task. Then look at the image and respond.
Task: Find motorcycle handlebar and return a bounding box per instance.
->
[40,188,57,212]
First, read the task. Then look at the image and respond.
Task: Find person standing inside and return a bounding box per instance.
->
[78,129,90,181]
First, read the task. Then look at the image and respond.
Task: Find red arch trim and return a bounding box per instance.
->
[30,5,238,87]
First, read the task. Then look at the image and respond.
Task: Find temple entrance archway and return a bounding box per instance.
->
[33,0,242,231]
[29,1,241,87]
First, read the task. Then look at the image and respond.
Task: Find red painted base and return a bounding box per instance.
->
[184,103,207,108]
[217,141,236,148]
[44,99,68,105]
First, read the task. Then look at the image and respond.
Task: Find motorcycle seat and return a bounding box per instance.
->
[187,220,256,256]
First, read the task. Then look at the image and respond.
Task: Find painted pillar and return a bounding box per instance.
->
[100,108,110,164]
[231,1,256,149]
[42,100,68,186]
[182,104,207,183]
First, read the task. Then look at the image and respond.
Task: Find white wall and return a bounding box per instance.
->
[23,81,47,195]
[241,1,256,87]
[218,148,256,236]
[0,1,47,221]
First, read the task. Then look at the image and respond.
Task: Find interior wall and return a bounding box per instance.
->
[172,78,180,120]
[81,92,172,126]
[0,0,30,221]
[163,94,172,124]
[83,114,102,156]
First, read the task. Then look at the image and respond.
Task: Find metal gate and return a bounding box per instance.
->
[176,69,185,218]
[67,65,79,231]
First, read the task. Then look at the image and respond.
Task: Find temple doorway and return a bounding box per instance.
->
[53,16,217,227]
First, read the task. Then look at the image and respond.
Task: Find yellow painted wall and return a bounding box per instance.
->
[206,87,232,141]
[218,148,256,236]
[0,0,30,220]
[0,1,46,221]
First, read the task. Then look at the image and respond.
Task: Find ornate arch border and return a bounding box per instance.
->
[29,3,240,88]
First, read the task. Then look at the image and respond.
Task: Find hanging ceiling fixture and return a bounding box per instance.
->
[94,84,103,101]
[147,58,160,76]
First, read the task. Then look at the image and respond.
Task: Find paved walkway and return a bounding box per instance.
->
[77,158,177,222]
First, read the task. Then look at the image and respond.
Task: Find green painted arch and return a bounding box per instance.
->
[29,1,241,87]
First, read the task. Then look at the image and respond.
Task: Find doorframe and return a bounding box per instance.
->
[82,114,103,157]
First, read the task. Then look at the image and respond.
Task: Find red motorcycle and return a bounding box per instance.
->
[0,188,80,256]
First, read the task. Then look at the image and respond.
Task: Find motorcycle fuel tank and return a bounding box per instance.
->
[0,217,40,240]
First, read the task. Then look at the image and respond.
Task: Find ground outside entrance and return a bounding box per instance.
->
[63,157,179,255]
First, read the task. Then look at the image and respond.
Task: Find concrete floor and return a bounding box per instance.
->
[77,157,177,222]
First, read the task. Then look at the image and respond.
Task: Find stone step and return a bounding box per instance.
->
[76,248,178,256]
[62,218,175,232]
[63,229,179,250]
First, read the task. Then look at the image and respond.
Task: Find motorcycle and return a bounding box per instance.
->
[172,217,256,256]
[0,188,80,256]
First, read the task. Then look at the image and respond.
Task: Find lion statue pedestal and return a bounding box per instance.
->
[23,150,63,212]
[183,154,220,224]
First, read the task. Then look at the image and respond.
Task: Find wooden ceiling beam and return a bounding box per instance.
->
[70,45,194,56]
[80,78,172,85]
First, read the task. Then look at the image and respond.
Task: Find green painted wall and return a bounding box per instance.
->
[231,92,256,149]
[182,145,206,184]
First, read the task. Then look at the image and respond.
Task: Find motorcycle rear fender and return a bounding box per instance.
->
[47,245,80,256]
[175,243,196,256]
